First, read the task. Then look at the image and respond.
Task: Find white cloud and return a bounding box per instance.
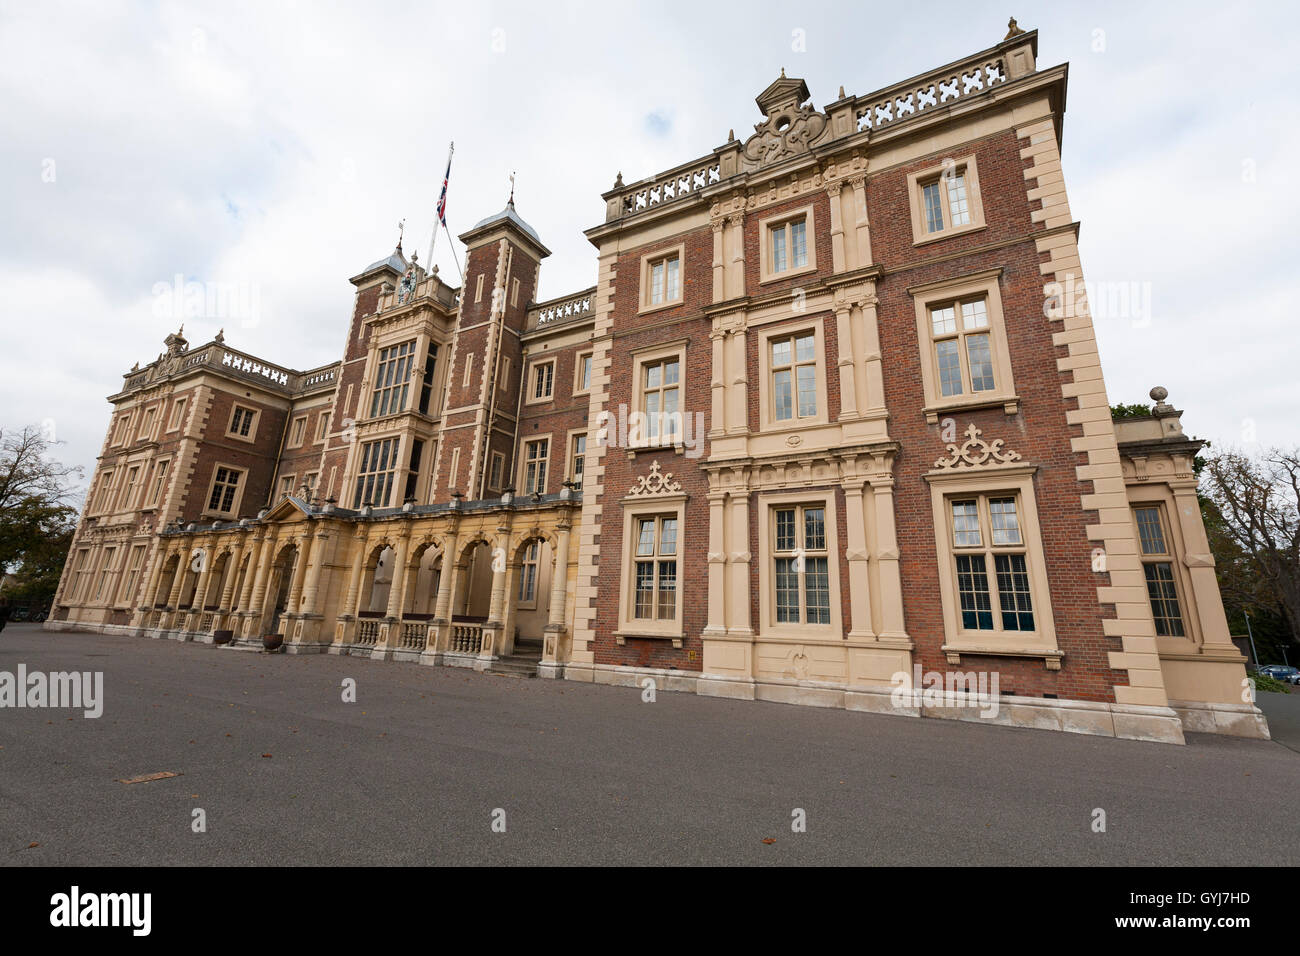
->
[1,1,1297,484]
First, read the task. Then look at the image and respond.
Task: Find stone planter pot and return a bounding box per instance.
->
[262,634,283,652]
[213,629,233,645]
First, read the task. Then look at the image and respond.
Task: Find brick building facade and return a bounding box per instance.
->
[49,23,1267,743]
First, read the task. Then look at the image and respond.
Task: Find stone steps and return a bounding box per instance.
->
[488,644,543,678]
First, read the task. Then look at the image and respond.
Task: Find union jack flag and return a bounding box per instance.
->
[436,145,453,226]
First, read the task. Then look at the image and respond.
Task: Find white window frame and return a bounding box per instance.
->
[205,463,247,517]
[910,269,1018,423]
[926,465,1060,667]
[639,243,685,314]
[758,204,817,284]
[526,358,556,405]
[906,155,985,246]
[757,321,828,432]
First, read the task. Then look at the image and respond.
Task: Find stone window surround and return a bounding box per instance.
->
[136,404,159,443]
[755,317,830,434]
[226,404,260,444]
[142,455,172,510]
[1129,494,1200,647]
[93,468,116,514]
[202,461,248,520]
[905,154,986,247]
[638,242,686,315]
[111,412,133,447]
[166,396,187,432]
[627,339,688,452]
[910,268,1019,424]
[278,472,297,499]
[925,463,1061,668]
[519,435,552,495]
[756,488,843,640]
[565,428,587,490]
[116,543,147,609]
[286,414,308,448]
[487,450,506,492]
[574,349,594,395]
[525,356,557,405]
[757,203,818,285]
[614,494,687,644]
[315,411,331,443]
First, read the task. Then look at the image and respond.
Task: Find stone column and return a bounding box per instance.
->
[486,530,511,625]
[1172,483,1238,653]
[826,180,846,271]
[219,539,246,610]
[842,476,874,640]
[237,533,265,615]
[703,490,728,637]
[137,544,168,625]
[547,524,572,631]
[340,529,369,618]
[710,217,725,301]
[871,473,907,641]
[299,527,332,616]
[834,303,859,421]
[191,540,218,611]
[166,544,188,607]
[727,489,752,636]
[285,529,314,616]
[727,327,747,435]
[382,530,411,621]
[709,330,727,439]
[246,532,278,635]
[425,528,460,662]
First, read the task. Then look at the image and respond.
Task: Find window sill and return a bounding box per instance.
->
[626,442,686,458]
[923,394,1019,424]
[615,628,684,648]
[636,298,685,317]
[941,641,1063,670]
[759,262,817,286]
[912,222,987,248]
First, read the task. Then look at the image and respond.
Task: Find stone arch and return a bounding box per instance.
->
[404,539,444,617]
[453,537,494,620]
[267,541,299,631]
[154,552,180,606]
[360,541,396,615]
[200,549,232,609]
[229,549,253,611]
[505,530,553,649]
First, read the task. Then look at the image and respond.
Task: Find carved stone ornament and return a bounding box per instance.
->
[742,73,830,170]
[627,460,682,497]
[933,424,1022,470]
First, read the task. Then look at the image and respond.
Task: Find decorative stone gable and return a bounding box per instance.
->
[741,72,831,170]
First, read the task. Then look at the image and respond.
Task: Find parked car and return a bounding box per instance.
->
[1258,664,1299,683]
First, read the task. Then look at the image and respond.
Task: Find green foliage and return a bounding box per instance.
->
[1110,402,1152,420]
[1249,673,1290,695]
[0,426,82,609]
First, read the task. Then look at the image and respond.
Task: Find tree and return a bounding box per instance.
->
[0,426,82,607]
[1200,448,1300,650]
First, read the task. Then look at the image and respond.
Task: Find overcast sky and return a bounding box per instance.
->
[2,1,1297,491]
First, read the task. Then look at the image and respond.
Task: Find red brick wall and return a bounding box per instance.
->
[867,128,1125,701]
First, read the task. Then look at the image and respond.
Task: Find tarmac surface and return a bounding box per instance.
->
[2,624,1296,866]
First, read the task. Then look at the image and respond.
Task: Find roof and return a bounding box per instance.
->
[350,246,409,285]
[463,200,550,256]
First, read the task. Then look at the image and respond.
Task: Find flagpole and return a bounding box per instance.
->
[425,140,454,274]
